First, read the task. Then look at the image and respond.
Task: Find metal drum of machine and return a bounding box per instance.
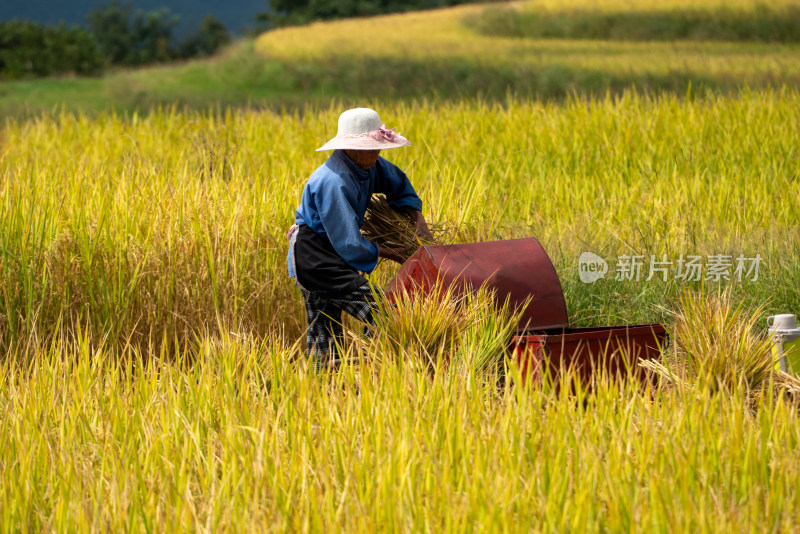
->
[386,237,667,385]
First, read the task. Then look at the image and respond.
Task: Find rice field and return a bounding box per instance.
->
[3,91,798,348]
[256,0,800,96]
[3,0,800,531]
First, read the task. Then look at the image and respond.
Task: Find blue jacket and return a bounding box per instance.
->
[288,150,423,276]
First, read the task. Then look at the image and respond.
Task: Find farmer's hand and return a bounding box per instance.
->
[401,208,432,239]
[414,211,432,239]
[378,245,408,264]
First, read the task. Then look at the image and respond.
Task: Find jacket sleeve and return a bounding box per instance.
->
[314,177,380,273]
[374,159,423,212]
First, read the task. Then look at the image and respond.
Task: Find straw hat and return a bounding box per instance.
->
[316,108,411,151]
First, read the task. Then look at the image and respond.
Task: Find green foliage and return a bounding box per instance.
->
[465,4,800,42]
[86,1,136,64]
[0,3,231,80]
[87,1,179,65]
[178,15,231,59]
[0,20,104,79]
[86,1,230,66]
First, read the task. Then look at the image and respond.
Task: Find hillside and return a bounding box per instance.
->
[3,0,800,119]
[255,1,800,97]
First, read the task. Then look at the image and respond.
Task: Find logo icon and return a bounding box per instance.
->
[579,252,608,284]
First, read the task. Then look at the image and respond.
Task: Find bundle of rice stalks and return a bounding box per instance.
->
[453,290,528,376]
[773,369,800,401]
[366,281,466,373]
[640,289,784,400]
[361,194,453,259]
[357,279,526,377]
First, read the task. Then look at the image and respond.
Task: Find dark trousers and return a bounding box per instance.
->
[302,281,380,366]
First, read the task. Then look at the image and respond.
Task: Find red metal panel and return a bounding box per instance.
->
[385,237,667,386]
[509,336,544,385]
[510,324,667,385]
[387,238,569,332]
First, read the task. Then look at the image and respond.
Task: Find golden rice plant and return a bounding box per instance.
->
[3,2,800,530]
[361,279,525,376]
[7,313,800,531]
[255,0,800,90]
[2,90,800,358]
[364,281,466,372]
[451,290,529,376]
[640,289,778,396]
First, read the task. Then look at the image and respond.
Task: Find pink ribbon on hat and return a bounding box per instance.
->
[370,124,402,143]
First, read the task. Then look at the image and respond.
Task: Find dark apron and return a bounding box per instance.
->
[292,225,368,296]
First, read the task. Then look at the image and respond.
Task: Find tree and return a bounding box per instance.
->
[178,15,230,59]
[0,20,103,79]
[0,4,230,80]
[87,1,179,66]
[87,1,137,64]
[131,8,178,64]
[57,23,106,75]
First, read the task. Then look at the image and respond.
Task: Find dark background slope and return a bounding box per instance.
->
[0,0,266,35]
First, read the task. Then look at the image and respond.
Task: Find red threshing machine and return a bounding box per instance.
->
[386,238,667,385]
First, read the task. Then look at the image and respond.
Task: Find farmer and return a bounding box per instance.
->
[287,107,430,366]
